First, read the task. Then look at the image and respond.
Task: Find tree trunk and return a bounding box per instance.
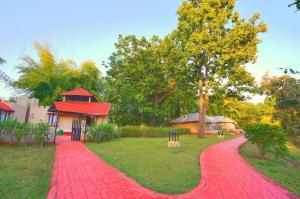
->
[204,79,209,111]
[149,117,157,127]
[258,146,265,160]
[198,79,205,138]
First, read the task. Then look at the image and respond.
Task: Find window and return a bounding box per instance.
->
[49,114,58,126]
[0,111,7,121]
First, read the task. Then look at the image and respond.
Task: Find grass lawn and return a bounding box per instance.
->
[0,145,55,199]
[240,141,300,196]
[86,134,235,194]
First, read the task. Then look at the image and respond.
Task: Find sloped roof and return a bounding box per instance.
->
[49,102,110,116]
[0,101,14,112]
[172,113,236,124]
[60,88,94,97]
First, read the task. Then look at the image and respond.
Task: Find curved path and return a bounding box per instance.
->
[48,136,297,199]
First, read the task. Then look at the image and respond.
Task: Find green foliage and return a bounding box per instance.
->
[0,120,50,146]
[118,126,190,138]
[112,127,120,139]
[105,0,265,127]
[13,42,104,105]
[90,123,115,142]
[208,97,276,127]
[261,74,300,136]
[34,123,50,147]
[244,123,287,160]
[0,119,18,144]
[105,35,196,126]
[14,122,27,142]
[175,0,266,133]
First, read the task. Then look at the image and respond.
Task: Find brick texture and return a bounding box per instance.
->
[47,136,297,199]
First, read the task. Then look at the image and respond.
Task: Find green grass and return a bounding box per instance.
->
[86,134,235,194]
[0,145,55,199]
[240,142,300,196]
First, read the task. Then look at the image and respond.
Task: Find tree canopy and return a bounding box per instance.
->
[261,74,300,136]
[175,0,266,135]
[105,35,196,126]
[13,42,104,105]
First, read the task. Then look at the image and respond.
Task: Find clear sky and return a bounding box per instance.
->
[1,0,299,101]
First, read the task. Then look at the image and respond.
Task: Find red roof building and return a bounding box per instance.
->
[0,101,14,121]
[48,88,111,141]
[0,101,14,112]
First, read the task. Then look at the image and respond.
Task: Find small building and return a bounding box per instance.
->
[0,101,14,121]
[48,88,111,141]
[172,113,237,134]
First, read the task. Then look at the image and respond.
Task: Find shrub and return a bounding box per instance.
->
[0,120,50,146]
[91,124,114,142]
[14,122,27,143]
[118,126,190,138]
[112,127,120,138]
[0,119,18,145]
[34,122,50,147]
[23,123,35,146]
[244,123,287,160]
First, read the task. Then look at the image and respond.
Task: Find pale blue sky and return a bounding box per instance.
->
[1,0,299,100]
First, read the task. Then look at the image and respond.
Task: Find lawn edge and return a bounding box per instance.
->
[238,140,300,198]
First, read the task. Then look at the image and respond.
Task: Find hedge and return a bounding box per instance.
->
[118,126,190,138]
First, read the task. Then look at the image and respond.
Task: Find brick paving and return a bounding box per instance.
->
[47,136,297,199]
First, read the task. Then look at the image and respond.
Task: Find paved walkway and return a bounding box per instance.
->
[48,136,297,199]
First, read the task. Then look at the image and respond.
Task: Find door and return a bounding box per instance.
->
[71,115,82,141]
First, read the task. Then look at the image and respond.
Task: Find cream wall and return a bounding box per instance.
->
[219,122,236,130]
[57,114,73,132]
[57,114,109,133]
[96,115,108,124]
[28,106,49,124]
[172,122,203,133]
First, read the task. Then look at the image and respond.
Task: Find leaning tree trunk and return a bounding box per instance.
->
[198,79,205,138]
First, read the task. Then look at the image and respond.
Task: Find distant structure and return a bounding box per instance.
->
[11,97,49,123]
[172,113,237,134]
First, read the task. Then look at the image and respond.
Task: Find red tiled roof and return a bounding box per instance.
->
[0,101,14,112]
[60,88,94,97]
[53,102,110,115]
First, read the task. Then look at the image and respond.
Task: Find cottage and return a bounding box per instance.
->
[172,113,237,134]
[0,101,14,121]
[48,88,111,141]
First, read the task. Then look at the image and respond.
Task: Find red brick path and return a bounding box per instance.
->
[47,136,297,199]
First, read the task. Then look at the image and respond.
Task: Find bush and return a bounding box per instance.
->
[0,119,18,145]
[91,124,115,142]
[244,123,287,160]
[34,123,50,147]
[0,120,50,146]
[118,126,190,138]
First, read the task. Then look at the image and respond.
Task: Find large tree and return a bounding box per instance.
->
[13,42,104,105]
[175,0,267,136]
[105,35,196,126]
